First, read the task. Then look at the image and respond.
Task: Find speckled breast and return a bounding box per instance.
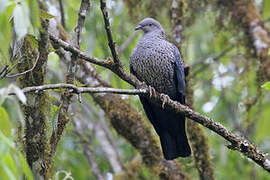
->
[130,40,177,98]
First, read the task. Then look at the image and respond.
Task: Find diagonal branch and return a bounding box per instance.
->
[149,91,270,173]
[6,52,40,78]
[50,34,111,68]
[75,0,90,48]
[58,0,66,28]
[49,34,141,87]
[49,34,270,173]
[0,52,40,80]
[216,0,270,79]
[100,0,121,66]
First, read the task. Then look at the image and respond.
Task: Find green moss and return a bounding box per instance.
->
[16,32,51,178]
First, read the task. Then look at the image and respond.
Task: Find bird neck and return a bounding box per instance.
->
[143,30,165,40]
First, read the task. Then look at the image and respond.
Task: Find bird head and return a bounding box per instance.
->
[135,17,164,35]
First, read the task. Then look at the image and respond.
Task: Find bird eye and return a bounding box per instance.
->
[149,23,152,26]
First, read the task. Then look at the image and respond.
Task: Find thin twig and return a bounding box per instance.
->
[74,0,90,48]
[6,52,40,78]
[9,83,147,95]
[0,65,9,79]
[50,34,110,68]
[100,0,121,65]
[58,0,66,28]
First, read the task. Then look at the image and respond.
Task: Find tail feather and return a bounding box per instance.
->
[160,126,191,160]
[139,97,191,160]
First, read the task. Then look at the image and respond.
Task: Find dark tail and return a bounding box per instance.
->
[159,118,191,160]
[139,97,191,160]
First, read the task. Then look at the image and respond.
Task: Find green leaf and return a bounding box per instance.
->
[0,164,17,180]
[0,3,14,63]
[0,87,9,106]
[0,107,12,137]
[18,153,34,180]
[255,105,270,142]
[261,82,270,90]
[26,0,40,28]
[0,131,33,180]
[74,80,87,87]
[40,9,55,19]
[268,49,270,55]
[13,2,31,40]
[2,154,19,180]
[0,131,14,148]
[263,0,270,20]
[0,0,9,14]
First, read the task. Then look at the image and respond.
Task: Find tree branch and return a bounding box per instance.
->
[50,34,111,68]
[14,2,51,177]
[58,0,66,28]
[74,0,90,48]
[6,52,40,78]
[9,83,147,95]
[216,0,270,79]
[100,0,121,65]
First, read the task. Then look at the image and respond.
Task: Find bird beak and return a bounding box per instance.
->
[135,25,142,31]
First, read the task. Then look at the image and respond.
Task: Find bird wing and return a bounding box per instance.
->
[173,45,185,104]
[130,63,162,134]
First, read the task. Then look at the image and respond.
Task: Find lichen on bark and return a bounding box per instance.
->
[15,19,51,178]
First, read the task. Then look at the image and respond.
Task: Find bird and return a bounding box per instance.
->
[130,17,191,160]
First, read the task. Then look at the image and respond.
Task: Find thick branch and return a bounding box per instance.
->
[217,0,270,79]
[15,7,51,177]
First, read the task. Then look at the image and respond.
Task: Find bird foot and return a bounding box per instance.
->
[160,93,170,109]
[148,85,156,98]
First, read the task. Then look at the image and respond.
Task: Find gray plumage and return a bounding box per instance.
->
[130,17,191,160]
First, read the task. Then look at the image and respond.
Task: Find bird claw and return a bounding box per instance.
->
[148,85,156,98]
[160,94,170,109]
